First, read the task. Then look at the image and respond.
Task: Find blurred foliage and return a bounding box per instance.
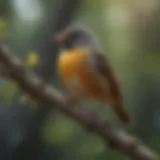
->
[0,1,10,16]
[0,0,160,160]
[0,80,17,104]
[0,17,7,40]
[0,51,39,104]
[42,115,75,146]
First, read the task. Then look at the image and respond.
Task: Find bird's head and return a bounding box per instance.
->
[54,25,97,50]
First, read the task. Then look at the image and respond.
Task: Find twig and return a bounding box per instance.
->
[0,44,158,160]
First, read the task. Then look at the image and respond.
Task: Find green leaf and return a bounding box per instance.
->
[26,51,39,68]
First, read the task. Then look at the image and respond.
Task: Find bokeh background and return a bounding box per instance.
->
[0,0,160,159]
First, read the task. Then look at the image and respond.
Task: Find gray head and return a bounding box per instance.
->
[54,25,100,51]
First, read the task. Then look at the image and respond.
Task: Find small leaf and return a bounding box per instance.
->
[26,51,39,68]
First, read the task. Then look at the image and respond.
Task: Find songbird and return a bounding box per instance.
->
[55,25,133,125]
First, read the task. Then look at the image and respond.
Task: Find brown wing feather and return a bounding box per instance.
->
[93,52,133,124]
[92,51,123,105]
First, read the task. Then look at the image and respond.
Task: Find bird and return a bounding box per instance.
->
[54,25,133,125]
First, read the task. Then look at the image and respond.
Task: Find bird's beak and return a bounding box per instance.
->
[54,33,62,43]
[54,31,71,45]
[53,32,66,44]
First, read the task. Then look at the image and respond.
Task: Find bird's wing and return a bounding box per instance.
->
[91,51,123,104]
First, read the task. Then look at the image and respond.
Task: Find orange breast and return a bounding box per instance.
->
[57,48,108,100]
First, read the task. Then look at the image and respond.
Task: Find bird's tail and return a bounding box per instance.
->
[114,105,133,125]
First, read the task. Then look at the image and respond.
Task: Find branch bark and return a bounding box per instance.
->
[0,45,158,160]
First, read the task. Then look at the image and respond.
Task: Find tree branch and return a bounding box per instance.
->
[0,44,158,160]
